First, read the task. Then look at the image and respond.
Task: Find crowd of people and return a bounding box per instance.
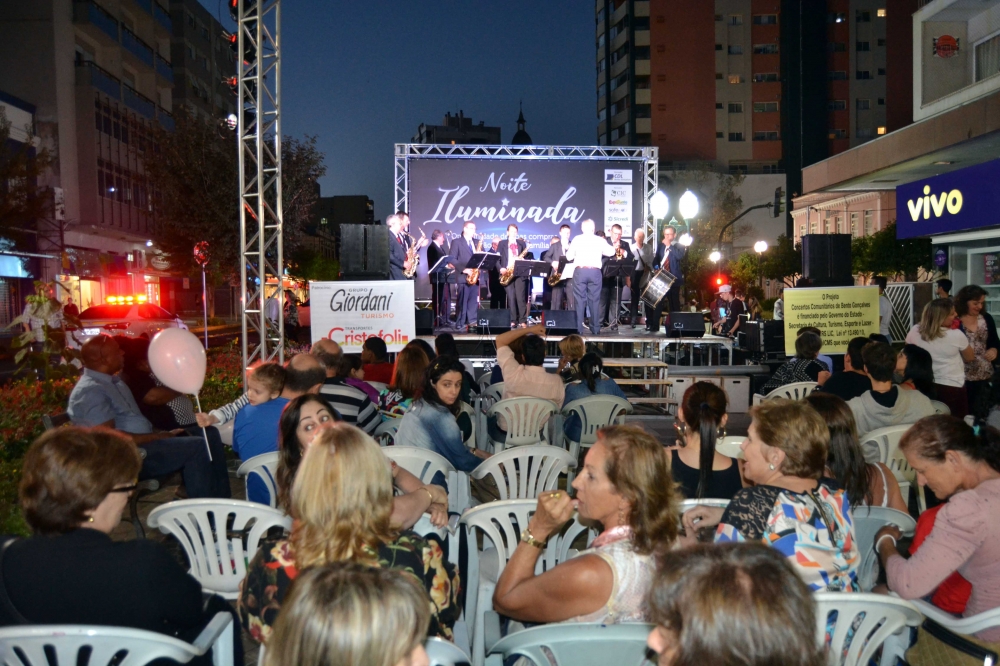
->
[4,305,1000,666]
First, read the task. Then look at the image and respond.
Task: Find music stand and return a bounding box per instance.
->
[602,258,636,330]
[512,261,551,322]
[428,255,454,326]
[468,252,501,275]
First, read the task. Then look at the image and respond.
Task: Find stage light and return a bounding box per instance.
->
[679,190,699,219]
[678,233,693,247]
[225,113,238,130]
[650,191,669,219]
[709,250,722,263]
[146,240,153,247]
[754,240,768,253]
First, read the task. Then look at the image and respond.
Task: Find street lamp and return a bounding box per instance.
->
[709,250,722,263]
[753,240,768,254]
[679,190,699,220]
[754,240,768,292]
[650,191,670,219]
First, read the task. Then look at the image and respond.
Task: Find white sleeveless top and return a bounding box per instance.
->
[570,537,654,624]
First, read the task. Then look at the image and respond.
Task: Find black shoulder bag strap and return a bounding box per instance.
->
[0,538,30,624]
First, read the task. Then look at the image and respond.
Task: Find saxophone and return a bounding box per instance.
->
[500,245,529,286]
[402,229,426,278]
[547,267,563,286]
[466,238,484,285]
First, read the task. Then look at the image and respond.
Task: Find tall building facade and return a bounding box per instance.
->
[169,0,236,122]
[413,111,501,144]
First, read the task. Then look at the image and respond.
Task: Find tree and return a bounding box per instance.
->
[760,234,802,287]
[729,251,763,295]
[0,107,52,249]
[853,221,932,280]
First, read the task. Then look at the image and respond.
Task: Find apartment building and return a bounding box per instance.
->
[413,111,502,145]
[169,0,236,122]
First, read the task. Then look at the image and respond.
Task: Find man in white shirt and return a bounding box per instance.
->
[566,219,615,335]
[773,287,784,321]
[872,276,893,343]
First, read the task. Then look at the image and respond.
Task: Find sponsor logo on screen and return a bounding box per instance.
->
[604,169,632,183]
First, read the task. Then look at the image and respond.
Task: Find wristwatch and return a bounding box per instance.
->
[520,527,546,549]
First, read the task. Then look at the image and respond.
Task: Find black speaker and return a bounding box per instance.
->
[341,225,389,279]
[745,319,785,353]
[414,308,433,336]
[802,234,853,286]
[476,308,510,334]
[542,310,577,335]
[666,312,706,338]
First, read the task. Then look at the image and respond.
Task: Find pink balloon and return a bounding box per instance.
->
[148,328,207,395]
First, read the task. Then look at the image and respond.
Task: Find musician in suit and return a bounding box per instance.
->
[648,225,687,333]
[540,236,559,310]
[497,224,529,328]
[488,236,507,309]
[386,213,409,280]
[599,224,633,327]
[543,224,574,311]
[629,228,654,328]
[450,220,480,331]
[427,230,453,327]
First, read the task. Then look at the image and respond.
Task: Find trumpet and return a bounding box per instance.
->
[499,246,529,286]
[402,229,426,278]
[466,237,484,285]
[614,241,625,260]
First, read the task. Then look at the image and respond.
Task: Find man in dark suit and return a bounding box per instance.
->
[450,220,480,330]
[648,225,686,333]
[600,223,633,327]
[426,230,452,327]
[543,224,574,311]
[496,224,529,328]
[387,213,409,280]
[487,236,506,309]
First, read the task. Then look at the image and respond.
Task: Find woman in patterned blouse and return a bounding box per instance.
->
[238,422,461,646]
[682,399,860,592]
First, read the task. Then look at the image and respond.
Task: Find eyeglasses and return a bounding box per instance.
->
[109,483,139,495]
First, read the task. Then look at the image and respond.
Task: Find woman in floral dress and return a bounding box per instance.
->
[955,285,999,420]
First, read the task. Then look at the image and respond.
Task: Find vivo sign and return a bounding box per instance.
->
[895,159,1000,239]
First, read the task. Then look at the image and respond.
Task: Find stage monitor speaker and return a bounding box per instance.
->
[542,310,577,335]
[340,225,389,279]
[745,319,785,353]
[414,308,433,336]
[802,234,852,286]
[666,312,707,338]
[476,308,510,334]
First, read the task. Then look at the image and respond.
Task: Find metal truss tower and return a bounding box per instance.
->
[237,0,283,376]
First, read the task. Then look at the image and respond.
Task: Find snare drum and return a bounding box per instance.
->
[640,269,677,309]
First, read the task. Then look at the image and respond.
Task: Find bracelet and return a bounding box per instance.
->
[418,486,435,505]
[520,527,546,549]
[875,534,897,552]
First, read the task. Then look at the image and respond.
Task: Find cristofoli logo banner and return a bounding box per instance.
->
[309,281,415,352]
[895,158,1000,239]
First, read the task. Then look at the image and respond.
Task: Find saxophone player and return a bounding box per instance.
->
[451,220,480,331]
[543,224,574,311]
[387,212,410,280]
[497,224,529,328]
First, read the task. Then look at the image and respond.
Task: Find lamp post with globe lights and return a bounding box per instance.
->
[649,191,669,242]
[754,240,768,292]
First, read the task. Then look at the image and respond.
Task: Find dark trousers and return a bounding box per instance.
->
[935,383,969,419]
[647,282,682,333]
[455,283,479,327]
[432,282,451,325]
[966,379,993,420]
[140,431,231,498]
[551,279,573,311]
[630,270,645,325]
[505,277,528,326]
[574,268,603,335]
[489,273,506,309]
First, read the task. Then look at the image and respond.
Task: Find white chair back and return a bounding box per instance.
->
[459,400,477,448]
[859,425,915,504]
[426,636,472,666]
[716,435,745,459]
[929,399,951,415]
[481,382,504,410]
[815,592,922,666]
[236,452,280,508]
[471,445,575,500]
[383,446,456,484]
[477,372,494,393]
[373,417,401,447]
[0,612,235,666]
[561,395,632,459]
[146,499,291,599]
[756,381,820,403]
[851,506,916,591]
[488,397,558,450]
[217,418,234,446]
[486,622,654,666]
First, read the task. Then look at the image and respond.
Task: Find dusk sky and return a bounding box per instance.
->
[202,1,597,220]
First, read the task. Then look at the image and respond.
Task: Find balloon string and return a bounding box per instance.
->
[194,394,213,462]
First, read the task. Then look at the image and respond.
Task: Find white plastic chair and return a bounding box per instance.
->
[752,380,820,404]
[484,622,654,666]
[716,435,745,459]
[426,636,472,666]
[461,499,598,666]
[383,446,470,514]
[459,400,477,449]
[911,598,1000,663]
[0,612,235,666]
[471,445,575,501]
[561,395,633,461]
[477,382,505,450]
[860,424,919,508]
[487,397,558,452]
[477,371,495,393]
[146,499,292,599]
[236,452,280,508]
[373,417,401,447]
[851,506,916,591]
[216,419,234,446]
[929,399,951,415]
[815,592,922,666]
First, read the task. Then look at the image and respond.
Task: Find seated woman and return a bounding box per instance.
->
[875,416,1000,652]
[493,425,678,624]
[896,343,937,399]
[239,423,461,644]
[396,356,490,473]
[806,392,906,512]
[759,331,831,395]
[380,345,430,418]
[276,394,448,529]
[1,427,240,663]
[119,335,197,430]
[263,562,431,666]
[339,354,380,404]
[669,381,743,500]
[682,399,859,592]
[556,334,586,383]
[489,335,525,386]
[646,543,825,666]
[433,333,477,405]
[562,353,628,443]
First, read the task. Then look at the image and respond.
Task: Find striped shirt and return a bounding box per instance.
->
[319,378,380,434]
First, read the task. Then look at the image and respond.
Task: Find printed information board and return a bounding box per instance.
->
[783,286,880,355]
[309,281,415,352]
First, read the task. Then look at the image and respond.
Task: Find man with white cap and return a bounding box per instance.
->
[711,285,732,334]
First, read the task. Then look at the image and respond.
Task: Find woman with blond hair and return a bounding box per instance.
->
[556,334,586,383]
[238,423,460,645]
[493,425,679,624]
[905,298,975,417]
[264,562,431,666]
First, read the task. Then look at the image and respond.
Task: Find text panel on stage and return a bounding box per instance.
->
[783,286,879,355]
[309,280,416,352]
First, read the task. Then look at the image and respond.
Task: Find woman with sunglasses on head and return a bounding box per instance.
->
[670,382,743,500]
[0,427,241,664]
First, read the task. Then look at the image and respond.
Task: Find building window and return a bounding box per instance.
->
[716,43,723,51]
[856,70,872,80]
[715,14,723,22]
[716,131,724,138]
[728,14,743,25]
[829,129,847,139]
[597,58,606,73]
[857,41,870,52]
[975,34,1000,83]
[715,102,724,109]
[828,71,848,81]
[836,217,844,234]
[877,8,887,17]
[877,67,886,75]
[857,98,871,110]
[752,72,779,82]
[728,132,745,141]
[598,107,606,121]
[753,101,779,112]
[851,212,859,237]
[715,72,724,80]
[827,12,847,23]
[610,71,629,91]
[878,38,886,47]
[828,99,847,110]
[828,42,847,53]
[811,220,819,234]
[728,102,743,113]
[728,45,743,55]
[799,224,806,239]
[728,74,743,84]
[753,131,779,141]
[857,10,871,22]
[752,14,778,25]
[877,126,887,135]
[864,210,873,235]
[753,44,779,55]
[857,128,873,138]
[597,83,606,97]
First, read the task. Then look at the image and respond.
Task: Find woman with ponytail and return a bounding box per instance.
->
[670,382,743,500]
[562,353,628,442]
